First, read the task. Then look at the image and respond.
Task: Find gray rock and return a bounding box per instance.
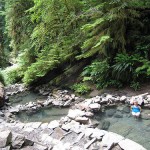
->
[101,121,110,130]
[31,122,42,129]
[102,132,124,149]
[9,107,19,113]
[84,138,97,149]
[0,130,12,148]
[75,117,89,124]
[0,146,11,150]
[68,109,85,119]
[119,139,146,150]
[0,111,4,117]
[0,82,5,108]
[12,132,25,148]
[91,129,107,140]
[114,112,123,118]
[120,96,127,102]
[23,139,34,146]
[89,103,101,111]
[111,145,122,150]
[33,143,48,150]
[123,106,130,113]
[85,112,94,117]
[106,109,116,117]
[48,120,60,129]
[84,128,94,137]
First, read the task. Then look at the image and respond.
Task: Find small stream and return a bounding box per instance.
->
[9,91,150,149]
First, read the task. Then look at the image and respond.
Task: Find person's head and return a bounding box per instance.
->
[133,100,138,106]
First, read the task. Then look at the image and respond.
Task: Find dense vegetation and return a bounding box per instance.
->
[0,0,150,92]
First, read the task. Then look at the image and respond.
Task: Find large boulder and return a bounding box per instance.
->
[0,130,12,148]
[0,82,5,107]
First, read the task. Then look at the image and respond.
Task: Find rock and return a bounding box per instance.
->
[102,132,124,149]
[141,113,150,120]
[0,146,11,150]
[48,120,60,129]
[89,103,101,111]
[84,138,97,149]
[89,119,99,128]
[114,112,123,118]
[71,94,75,99]
[75,117,89,124]
[106,95,113,101]
[0,82,5,108]
[33,143,48,150]
[31,122,42,129]
[75,133,85,143]
[119,139,146,150]
[67,109,85,119]
[63,99,72,107]
[0,111,4,117]
[9,107,19,113]
[120,96,127,102]
[5,84,27,96]
[111,145,122,150]
[123,106,130,113]
[84,128,95,137]
[101,121,110,130]
[23,139,34,146]
[91,129,107,140]
[12,132,25,148]
[40,123,49,129]
[51,127,66,140]
[0,130,12,148]
[105,109,116,117]
[85,112,94,117]
[93,96,101,103]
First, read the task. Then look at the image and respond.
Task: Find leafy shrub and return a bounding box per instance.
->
[136,60,150,76]
[112,54,143,83]
[71,83,91,95]
[82,59,111,89]
[130,81,140,91]
[3,65,24,85]
[0,70,5,85]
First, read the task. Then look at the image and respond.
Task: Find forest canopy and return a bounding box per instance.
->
[0,0,150,91]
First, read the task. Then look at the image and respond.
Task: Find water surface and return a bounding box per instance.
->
[95,105,150,150]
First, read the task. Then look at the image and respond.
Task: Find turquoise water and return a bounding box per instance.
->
[9,90,47,106]
[16,106,69,123]
[9,91,69,122]
[95,105,150,150]
[9,91,150,149]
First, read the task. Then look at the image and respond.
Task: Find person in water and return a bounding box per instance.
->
[131,100,141,118]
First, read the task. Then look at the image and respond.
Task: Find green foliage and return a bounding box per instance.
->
[112,54,143,83]
[0,69,5,84]
[130,81,140,91]
[82,60,110,88]
[136,60,150,76]
[0,0,150,87]
[2,65,24,85]
[71,83,91,95]
[77,0,142,59]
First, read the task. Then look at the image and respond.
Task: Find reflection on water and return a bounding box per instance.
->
[16,106,69,123]
[95,105,150,150]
